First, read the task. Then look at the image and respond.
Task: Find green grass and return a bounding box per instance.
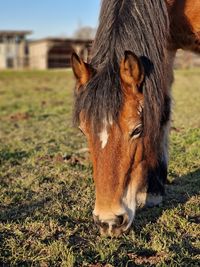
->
[0,69,199,266]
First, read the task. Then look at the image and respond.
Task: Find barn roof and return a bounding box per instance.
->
[0,30,32,37]
[29,37,92,44]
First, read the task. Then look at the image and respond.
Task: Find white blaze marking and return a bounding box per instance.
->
[99,126,109,149]
[99,118,112,149]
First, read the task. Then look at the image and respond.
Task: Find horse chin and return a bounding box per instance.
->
[98,213,133,237]
[100,223,131,238]
[93,205,135,237]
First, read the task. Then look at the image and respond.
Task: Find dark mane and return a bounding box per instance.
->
[74,0,170,162]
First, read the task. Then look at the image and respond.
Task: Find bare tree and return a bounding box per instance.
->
[73,26,96,40]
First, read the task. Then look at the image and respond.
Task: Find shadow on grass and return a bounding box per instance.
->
[0,149,30,166]
[0,169,199,266]
[135,168,200,227]
[1,168,199,225]
[0,197,52,222]
[126,168,200,266]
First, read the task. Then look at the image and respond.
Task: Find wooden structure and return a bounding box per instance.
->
[0,30,199,70]
[29,38,92,69]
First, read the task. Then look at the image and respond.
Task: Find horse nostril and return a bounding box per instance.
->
[100,221,109,230]
[93,215,109,230]
[116,215,124,226]
[116,213,129,227]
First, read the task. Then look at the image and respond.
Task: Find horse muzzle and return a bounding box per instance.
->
[93,213,131,237]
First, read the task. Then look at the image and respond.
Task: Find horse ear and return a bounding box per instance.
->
[120,51,144,91]
[71,53,93,86]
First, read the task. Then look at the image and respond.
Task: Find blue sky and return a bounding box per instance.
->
[0,0,100,39]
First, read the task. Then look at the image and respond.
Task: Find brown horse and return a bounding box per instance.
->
[71,0,200,237]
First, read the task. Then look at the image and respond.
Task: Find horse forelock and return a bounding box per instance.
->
[73,60,123,133]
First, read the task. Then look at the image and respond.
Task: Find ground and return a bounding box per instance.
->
[0,69,199,266]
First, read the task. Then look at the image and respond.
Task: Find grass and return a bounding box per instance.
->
[0,69,199,266]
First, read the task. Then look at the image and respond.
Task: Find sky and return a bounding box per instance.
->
[0,0,101,39]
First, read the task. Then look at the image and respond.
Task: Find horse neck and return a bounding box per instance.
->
[166,0,200,53]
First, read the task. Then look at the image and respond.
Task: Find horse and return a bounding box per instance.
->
[71,0,200,237]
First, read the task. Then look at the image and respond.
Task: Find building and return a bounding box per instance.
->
[0,30,92,70]
[0,30,31,69]
[29,38,92,69]
[0,30,199,70]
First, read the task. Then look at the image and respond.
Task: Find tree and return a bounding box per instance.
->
[73,26,96,40]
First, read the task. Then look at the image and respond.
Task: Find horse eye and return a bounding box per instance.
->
[130,125,142,139]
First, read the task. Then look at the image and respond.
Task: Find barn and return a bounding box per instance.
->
[0,30,199,70]
[0,30,92,70]
[29,38,92,70]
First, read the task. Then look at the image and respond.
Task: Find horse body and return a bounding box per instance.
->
[71,0,200,237]
[167,0,200,53]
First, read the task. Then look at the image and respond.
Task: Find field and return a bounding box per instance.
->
[0,69,199,266]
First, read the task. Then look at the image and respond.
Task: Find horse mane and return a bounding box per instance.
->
[74,0,170,163]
